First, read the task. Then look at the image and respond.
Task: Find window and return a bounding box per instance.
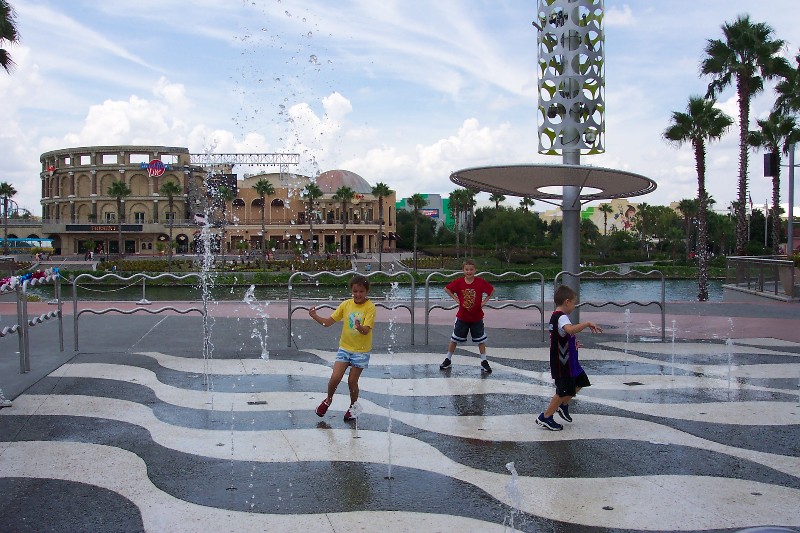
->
[165,211,176,222]
[105,212,116,222]
[134,212,145,224]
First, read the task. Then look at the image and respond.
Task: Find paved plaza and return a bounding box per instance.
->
[1,299,799,532]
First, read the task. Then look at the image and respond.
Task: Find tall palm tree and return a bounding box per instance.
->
[748,110,800,253]
[332,185,355,255]
[1,181,16,255]
[408,193,428,272]
[598,202,613,235]
[108,180,132,259]
[489,193,506,210]
[216,185,235,256]
[464,189,477,257]
[253,178,275,260]
[0,1,19,74]
[448,190,463,258]
[371,182,393,270]
[159,180,183,272]
[775,51,800,115]
[664,96,733,301]
[701,15,788,254]
[519,196,535,213]
[303,182,323,254]
[676,198,699,254]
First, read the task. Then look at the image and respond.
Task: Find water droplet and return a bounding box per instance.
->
[306,31,313,38]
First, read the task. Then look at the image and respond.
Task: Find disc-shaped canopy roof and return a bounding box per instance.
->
[450,164,656,201]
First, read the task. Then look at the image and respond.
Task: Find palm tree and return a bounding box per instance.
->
[0,1,19,74]
[159,180,183,272]
[1,181,16,255]
[676,198,699,254]
[448,190,463,258]
[775,51,800,115]
[332,185,355,255]
[216,185,236,256]
[303,182,323,255]
[108,180,132,259]
[748,110,800,253]
[253,178,275,260]
[519,196,535,213]
[489,193,506,210]
[664,96,733,301]
[371,182,393,270]
[598,203,613,235]
[701,15,789,254]
[464,189,477,257]
[408,193,428,272]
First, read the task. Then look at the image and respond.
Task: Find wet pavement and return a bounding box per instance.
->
[1,298,799,532]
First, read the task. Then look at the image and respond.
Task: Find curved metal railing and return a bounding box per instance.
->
[554,269,666,341]
[72,273,206,351]
[423,270,546,345]
[287,270,415,347]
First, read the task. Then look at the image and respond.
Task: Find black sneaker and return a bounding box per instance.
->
[480,360,492,374]
[557,404,572,422]
[439,358,452,369]
[536,413,563,431]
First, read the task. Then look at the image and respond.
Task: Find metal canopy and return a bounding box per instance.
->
[450,164,656,201]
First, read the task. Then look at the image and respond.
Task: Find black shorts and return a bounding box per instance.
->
[554,371,591,397]
[451,318,487,343]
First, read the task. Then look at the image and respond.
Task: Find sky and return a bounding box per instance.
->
[1,0,799,216]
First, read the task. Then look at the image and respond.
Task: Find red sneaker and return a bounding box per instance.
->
[343,409,356,422]
[315,399,330,417]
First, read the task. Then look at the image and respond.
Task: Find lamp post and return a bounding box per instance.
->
[788,143,796,255]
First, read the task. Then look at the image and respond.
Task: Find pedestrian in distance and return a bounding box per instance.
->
[440,258,495,374]
[310,274,376,422]
[536,284,602,431]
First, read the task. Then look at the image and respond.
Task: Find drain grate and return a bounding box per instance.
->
[623,381,644,386]
[247,400,268,405]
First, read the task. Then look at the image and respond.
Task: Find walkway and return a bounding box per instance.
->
[1,300,799,532]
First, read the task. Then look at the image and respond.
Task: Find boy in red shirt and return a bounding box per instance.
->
[440,259,494,373]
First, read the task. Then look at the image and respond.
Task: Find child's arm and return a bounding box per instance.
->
[563,321,603,335]
[444,287,459,304]
[481,288,494,307]
[353,319,371,335]
[309,306,336,327]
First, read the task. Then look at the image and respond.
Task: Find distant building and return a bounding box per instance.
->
[397,193,452,228]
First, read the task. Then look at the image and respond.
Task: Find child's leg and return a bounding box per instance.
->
[544,393,572,417]
[447,340,457,356]
[347,366,364,405]
[478,342,487,359]
[326,361,350,403]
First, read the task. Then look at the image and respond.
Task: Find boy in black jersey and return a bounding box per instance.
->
[536,285,602,431]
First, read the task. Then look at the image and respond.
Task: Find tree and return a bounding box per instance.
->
[159,180,183,272]
[0,1,19,74]
[448,190,464,258]
[108,180,132,258]
[775,51,800,115]
[253,178,275,260]
[676,198,699,255]
[371,182,393,270]
[489,193,506,210]
[748,110,800,253]
[664,96,733,301]
[303,182,323,254]
[598,203,613,236]
[701,15,788,254]
[215,185,235,256]
[463,189,477,257]
[1,181,16,255]
[332,186,355,254]
[408,193,428,272]
[519,196,535,213]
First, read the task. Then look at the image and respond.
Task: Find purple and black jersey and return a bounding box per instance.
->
[549,310,585,379]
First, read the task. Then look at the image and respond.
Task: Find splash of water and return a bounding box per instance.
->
[503,461,523,531]
[670,319,676,380]
[726,318,734,401]
[385,280,400,480]
[623,309,631,369]
[243,284,270,359]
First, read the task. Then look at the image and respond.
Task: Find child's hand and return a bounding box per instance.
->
[587,322,603,333]
[309,307,318,318]
[354,318,361,329]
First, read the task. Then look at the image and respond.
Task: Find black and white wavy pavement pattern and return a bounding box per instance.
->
[1,339,799,532]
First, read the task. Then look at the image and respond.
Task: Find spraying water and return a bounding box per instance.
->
[623,308,631,369]
[503,461,523,531]
[243,285,270,359]
[385,280,400,480]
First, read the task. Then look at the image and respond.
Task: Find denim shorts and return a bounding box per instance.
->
[451,318,487,344]
[335,348,371,369]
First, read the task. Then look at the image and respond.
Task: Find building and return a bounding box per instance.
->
[35,145,396,257]
[397,193,452,228]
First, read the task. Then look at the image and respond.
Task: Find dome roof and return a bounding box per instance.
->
[316,169,372,194]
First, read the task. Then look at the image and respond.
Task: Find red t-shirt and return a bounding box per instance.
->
[445,276,494,322]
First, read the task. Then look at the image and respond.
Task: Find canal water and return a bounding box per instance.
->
[32,278,724,303]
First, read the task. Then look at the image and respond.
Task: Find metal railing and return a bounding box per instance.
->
[555,269,666,341]
[71,273,206,351]
[725,256,798,299]
[0,271,64,373]
[424,270,546,345]
[287,270,415,347]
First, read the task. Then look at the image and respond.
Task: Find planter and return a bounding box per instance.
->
[778,266,800,297]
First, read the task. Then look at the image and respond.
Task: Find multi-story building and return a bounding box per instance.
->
[36,145,396,257]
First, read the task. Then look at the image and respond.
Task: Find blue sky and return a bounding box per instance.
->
[2,0,799,215]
